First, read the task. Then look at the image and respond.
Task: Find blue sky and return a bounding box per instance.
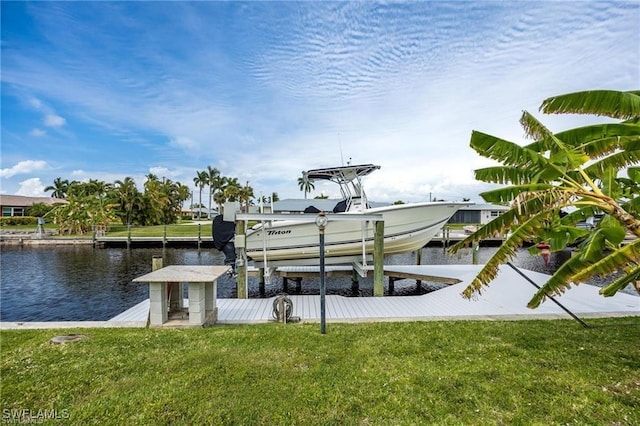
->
[1,1,638,203]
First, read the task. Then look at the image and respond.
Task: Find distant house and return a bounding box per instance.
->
[181,206,218,219]
[0,195,67,217]
[448,204,509,225]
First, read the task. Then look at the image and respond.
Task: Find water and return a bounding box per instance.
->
[0,245,635,322]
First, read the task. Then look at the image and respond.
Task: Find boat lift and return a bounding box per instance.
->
[233,212,385,298]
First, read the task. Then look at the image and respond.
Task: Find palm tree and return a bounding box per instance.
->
[114,177,140,225]
[193,170,208,218]
[142,175,170,225]
[206,166,221,215]
[176,183,191,218]
[450,89,640,307]
[45,177,69,198]
[223,177,241,202]
[297,173,315,199]
[238,181,255,212]
[213,191,226,211]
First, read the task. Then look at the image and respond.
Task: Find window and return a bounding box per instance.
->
[1,207,25,217]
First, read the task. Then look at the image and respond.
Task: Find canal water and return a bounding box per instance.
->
[0,245,634,322]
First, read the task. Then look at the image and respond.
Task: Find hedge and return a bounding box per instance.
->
[0,216,39,226]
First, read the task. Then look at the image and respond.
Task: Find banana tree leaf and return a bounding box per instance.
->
[600,265,640,297]
[479,184,556,204]
[584,149,640,179]
[460,210,555,299]
[597,215,627,246]
[540,90,640,120]
[473,166,537,185]
[573,239,640,283]
[527,249,590,308]
[470,131,547,168]
[526,123,640,152]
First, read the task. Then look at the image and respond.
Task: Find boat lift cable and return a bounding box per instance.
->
[506,262,589,328]
[261,219,271,285]
[361,221,367,269]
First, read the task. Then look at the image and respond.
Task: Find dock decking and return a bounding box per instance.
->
[3,264,636,329]
[217,264,639,323]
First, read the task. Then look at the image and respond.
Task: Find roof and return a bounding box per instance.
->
[459,203,509,211]
[0,194,67,207]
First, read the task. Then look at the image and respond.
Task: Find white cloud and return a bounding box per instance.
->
[44,114,66,127]
[29,128,47,137]
[0,2,636,202]
[28,97,44,110]
[148,167,184,179]
[169,136,197,150]
[15,177,46,196]
[0,160,47,178]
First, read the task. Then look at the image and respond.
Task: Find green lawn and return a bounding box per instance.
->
[0,222,212,238]
[106,223,212,238]
[2,318,639,425]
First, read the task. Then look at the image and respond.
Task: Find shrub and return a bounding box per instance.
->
[0,216,38,226]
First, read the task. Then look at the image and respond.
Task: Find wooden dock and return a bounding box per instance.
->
[216,264,640,323]
[3,264,636,329]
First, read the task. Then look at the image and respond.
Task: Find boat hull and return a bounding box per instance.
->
[244,202,463,263]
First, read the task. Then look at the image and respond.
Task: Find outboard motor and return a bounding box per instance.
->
[212,215,236,275]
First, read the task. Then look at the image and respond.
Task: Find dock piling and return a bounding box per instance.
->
[235,220,248,299]
[149,255,167,325]
[373,220,384,296]
[415,248,423,292]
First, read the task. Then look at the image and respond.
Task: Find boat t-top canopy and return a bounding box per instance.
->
[303,164,380,212]
[303,164,381,184]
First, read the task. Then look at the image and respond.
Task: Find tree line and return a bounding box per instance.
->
[43,167,265,234]
[43,174,190,234]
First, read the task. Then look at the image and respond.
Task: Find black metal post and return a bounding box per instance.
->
[319,226,326,334]
[197,223,201,251]
[507,262,589,328]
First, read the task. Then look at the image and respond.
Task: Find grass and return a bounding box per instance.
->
[106,223,212,238]
[1,318,639,425]
[0,222,212,238]
[2,223,468,239]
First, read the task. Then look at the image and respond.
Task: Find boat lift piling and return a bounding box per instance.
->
[233,212,386,299]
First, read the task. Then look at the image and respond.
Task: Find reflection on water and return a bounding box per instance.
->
[0,245,635,321]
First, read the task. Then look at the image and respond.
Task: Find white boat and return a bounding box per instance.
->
[244,164,468,265]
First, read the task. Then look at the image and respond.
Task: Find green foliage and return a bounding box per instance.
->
[42,167,257,234]
[298,173,315,199]
[0,216,38,226]
[25,203,55,218]
[540,89,640,120]
[1,319,638,425]
[44,177,69,198]
[451,89,640,306]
